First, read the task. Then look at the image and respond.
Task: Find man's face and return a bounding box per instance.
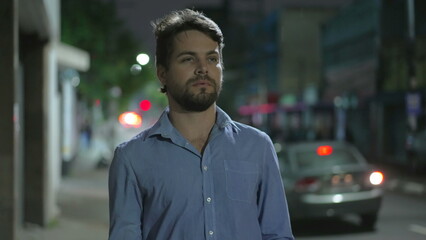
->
[158,30,223,112]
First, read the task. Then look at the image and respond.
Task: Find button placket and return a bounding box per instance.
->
[201,145,216,239]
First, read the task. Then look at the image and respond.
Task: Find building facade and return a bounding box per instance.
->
[0,1,89,239]
[321,0,426,167]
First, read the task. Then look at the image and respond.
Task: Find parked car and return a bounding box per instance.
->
[276,141,384,229]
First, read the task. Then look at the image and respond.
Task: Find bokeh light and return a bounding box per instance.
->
[136,53,150,65]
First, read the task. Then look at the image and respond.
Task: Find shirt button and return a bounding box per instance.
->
[203,166,208,171]
[208,230,214,235]
[206,197,212,203]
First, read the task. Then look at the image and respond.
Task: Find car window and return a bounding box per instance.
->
[294,149,359,170]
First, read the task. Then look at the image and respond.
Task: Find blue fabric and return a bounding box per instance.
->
[109,107,294,240]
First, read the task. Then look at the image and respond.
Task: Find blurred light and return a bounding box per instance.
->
[118,112,142,128]
[274,142,282,153]
[259,103,276,114]
[334,96,343,108]
[136,53,150,65]
[110,86,122,98]
[344,174,353,183]
[61,68,80,84]
[317,145,333,156]
[369,171,384,185]
[331,175,340,185]
[332,194,343,203]
[139,100,151,111]
[71,76,80,87]
[130,64,142,75]
[295,177,320,193]
[95,99,101,107]
[238,103,277,116]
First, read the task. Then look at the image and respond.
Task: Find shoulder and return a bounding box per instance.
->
[232,121,271,141]
[114,127,154,158]
[217,106,268,140]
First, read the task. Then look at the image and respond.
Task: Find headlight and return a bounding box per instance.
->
[369,171,384,185]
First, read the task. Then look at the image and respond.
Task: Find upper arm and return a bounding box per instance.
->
[257,135,295,240]
[108,147,143,240]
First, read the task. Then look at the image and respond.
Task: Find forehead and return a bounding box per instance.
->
[172,30,219,54]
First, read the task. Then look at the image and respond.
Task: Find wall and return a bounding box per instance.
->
[278,7,337,98]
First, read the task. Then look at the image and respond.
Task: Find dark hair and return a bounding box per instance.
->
[151,9,224,71]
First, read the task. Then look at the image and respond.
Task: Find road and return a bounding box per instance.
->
[68,121,426,240]
[112,122,426,240]
[292,191,426,240]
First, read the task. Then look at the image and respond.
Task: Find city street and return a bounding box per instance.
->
[293,192,426,240]
[17,122,426,240]
[18,158,426,240]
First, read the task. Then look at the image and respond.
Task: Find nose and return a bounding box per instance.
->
[195,60,208,75]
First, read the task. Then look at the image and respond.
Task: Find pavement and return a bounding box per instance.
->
[378,163,426,196]
[17,141,110,240]
[16,153,426,240]
[17,167,109,240]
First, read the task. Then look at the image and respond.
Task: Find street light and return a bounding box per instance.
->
[136,53,150,66]
[130,64,142,75]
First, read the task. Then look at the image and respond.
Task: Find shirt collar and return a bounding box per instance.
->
[215,106,239,131]
[145,106,239,140]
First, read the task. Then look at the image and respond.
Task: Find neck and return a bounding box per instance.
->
[168,104,216,137]
[168,104,217,153]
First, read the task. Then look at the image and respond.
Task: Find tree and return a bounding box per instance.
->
[61,0,156,113]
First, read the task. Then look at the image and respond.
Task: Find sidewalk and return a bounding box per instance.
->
[17,167,110,240]
[17,123,121,240]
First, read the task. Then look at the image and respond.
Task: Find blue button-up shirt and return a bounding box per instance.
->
[109,107,294,240]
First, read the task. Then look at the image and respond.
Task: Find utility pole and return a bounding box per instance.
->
[0,0,18,239]
[407,0,416,90]
[406,0,418,132]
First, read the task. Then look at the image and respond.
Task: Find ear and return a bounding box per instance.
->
[156,65,167,86]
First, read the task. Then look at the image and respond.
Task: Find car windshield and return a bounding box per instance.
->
[294,148,359,170]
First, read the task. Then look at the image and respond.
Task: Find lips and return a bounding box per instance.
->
[192,80,212,87]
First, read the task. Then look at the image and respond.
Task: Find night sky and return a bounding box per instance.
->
[113,0,222,56]
[111,0,353,57]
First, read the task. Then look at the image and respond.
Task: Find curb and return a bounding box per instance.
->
[385,179,426,196]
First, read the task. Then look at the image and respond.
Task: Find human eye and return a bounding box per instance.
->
[180,57,193,63]
[208,56,219,63]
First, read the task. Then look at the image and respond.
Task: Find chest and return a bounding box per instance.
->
[189,137,209,154]
[132,140,262,205]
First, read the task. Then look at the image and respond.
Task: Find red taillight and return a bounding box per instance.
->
[295,177,321,193]
[317,145,333,156]
[369,171,384,185]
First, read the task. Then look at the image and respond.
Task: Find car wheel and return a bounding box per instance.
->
[360,213,378,230]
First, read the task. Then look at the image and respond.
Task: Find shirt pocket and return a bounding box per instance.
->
[225,160,259,203]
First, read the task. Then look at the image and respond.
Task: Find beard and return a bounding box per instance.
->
[168,75,222,112]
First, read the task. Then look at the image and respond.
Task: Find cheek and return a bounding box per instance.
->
[166,68,191,84]
[209,64,222,75]
[174,66,195,77]
[212,68,223,81]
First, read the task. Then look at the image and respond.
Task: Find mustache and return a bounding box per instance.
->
[187,75,216,86]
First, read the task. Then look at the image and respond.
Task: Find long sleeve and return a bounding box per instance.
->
[108,147,143,240]
[257,135,295,240]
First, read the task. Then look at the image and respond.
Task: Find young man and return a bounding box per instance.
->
[108,9,294,240]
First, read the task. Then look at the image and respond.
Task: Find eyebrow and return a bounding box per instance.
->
[176,50,219,58]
